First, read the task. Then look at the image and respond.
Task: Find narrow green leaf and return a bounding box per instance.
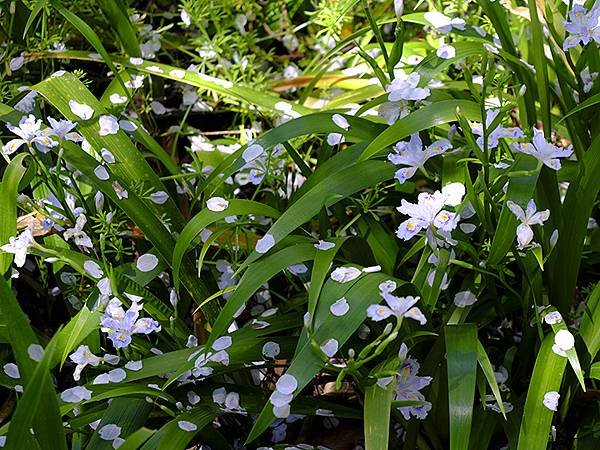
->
[360,100,482,160]
[579,281,600,359]
[476,341,506,418]
[0,153,29,274]
[364,358,400,450]
[517,334,567,450]
[172,199,281,290]
[97,0,141,57]
[0,278,67,450]
[445,324,478,450]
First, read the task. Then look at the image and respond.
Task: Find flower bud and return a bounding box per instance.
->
[394,0,404,19]
[519,84,527,96]
[383,323,393,334]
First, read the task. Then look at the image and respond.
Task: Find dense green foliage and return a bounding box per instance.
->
[0,0,599,449]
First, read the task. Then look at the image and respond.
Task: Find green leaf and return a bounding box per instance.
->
[579,281,600,359]
[0,278,67,450]
[247,272,406,442]
[139,406,219,450]
[5,334,66,450]
[172,199,281,290]
[550,134,600,314]
[97,0,141,57]
[116,428,155,450]
[50,1,128,93]
[364,358,400,450]
[476,341,506,418]
[558,91,600,123]
[360,100,482,160]
[36,50,311,117]
[445,324,478,450]
[85,399,151,450]
[517,334,567,450]
[22,0,47,38]
[242,160,395,268]
[0,153,29,274]
[207,241,316,346]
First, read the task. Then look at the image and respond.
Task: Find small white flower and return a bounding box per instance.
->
[69,345,101,380]
[379,280,397,293]
[330,298,350,316]
[394,0,404,18]
[262,341,281,359]
[98,424,121,441]
[330,267,362,283]
[177,420,197,432]
[512,128,573,170]
[454,291,478,307]
[94,165,110,181]
[69,100,94,120]
[3,363,20,379]
[136,253,159,272]
[10,55,25,72]
[276,374,298,395]
[98,115,119,136]
[320,338,339,357]
[84,260,104,278]
[332,114,350,130]
[314,240,335,250]
[129,57,144,66]
[1,228,35,267]
[387,72,430,102]
[109,94,127,105]
[256,234,275,253]
[367,293,426,325]
[506,200,550,249]
[60,386,92,403]
[544,311,563,325]
[388,134,452,184]
[206,197,229,212]
[543,391,560,411]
